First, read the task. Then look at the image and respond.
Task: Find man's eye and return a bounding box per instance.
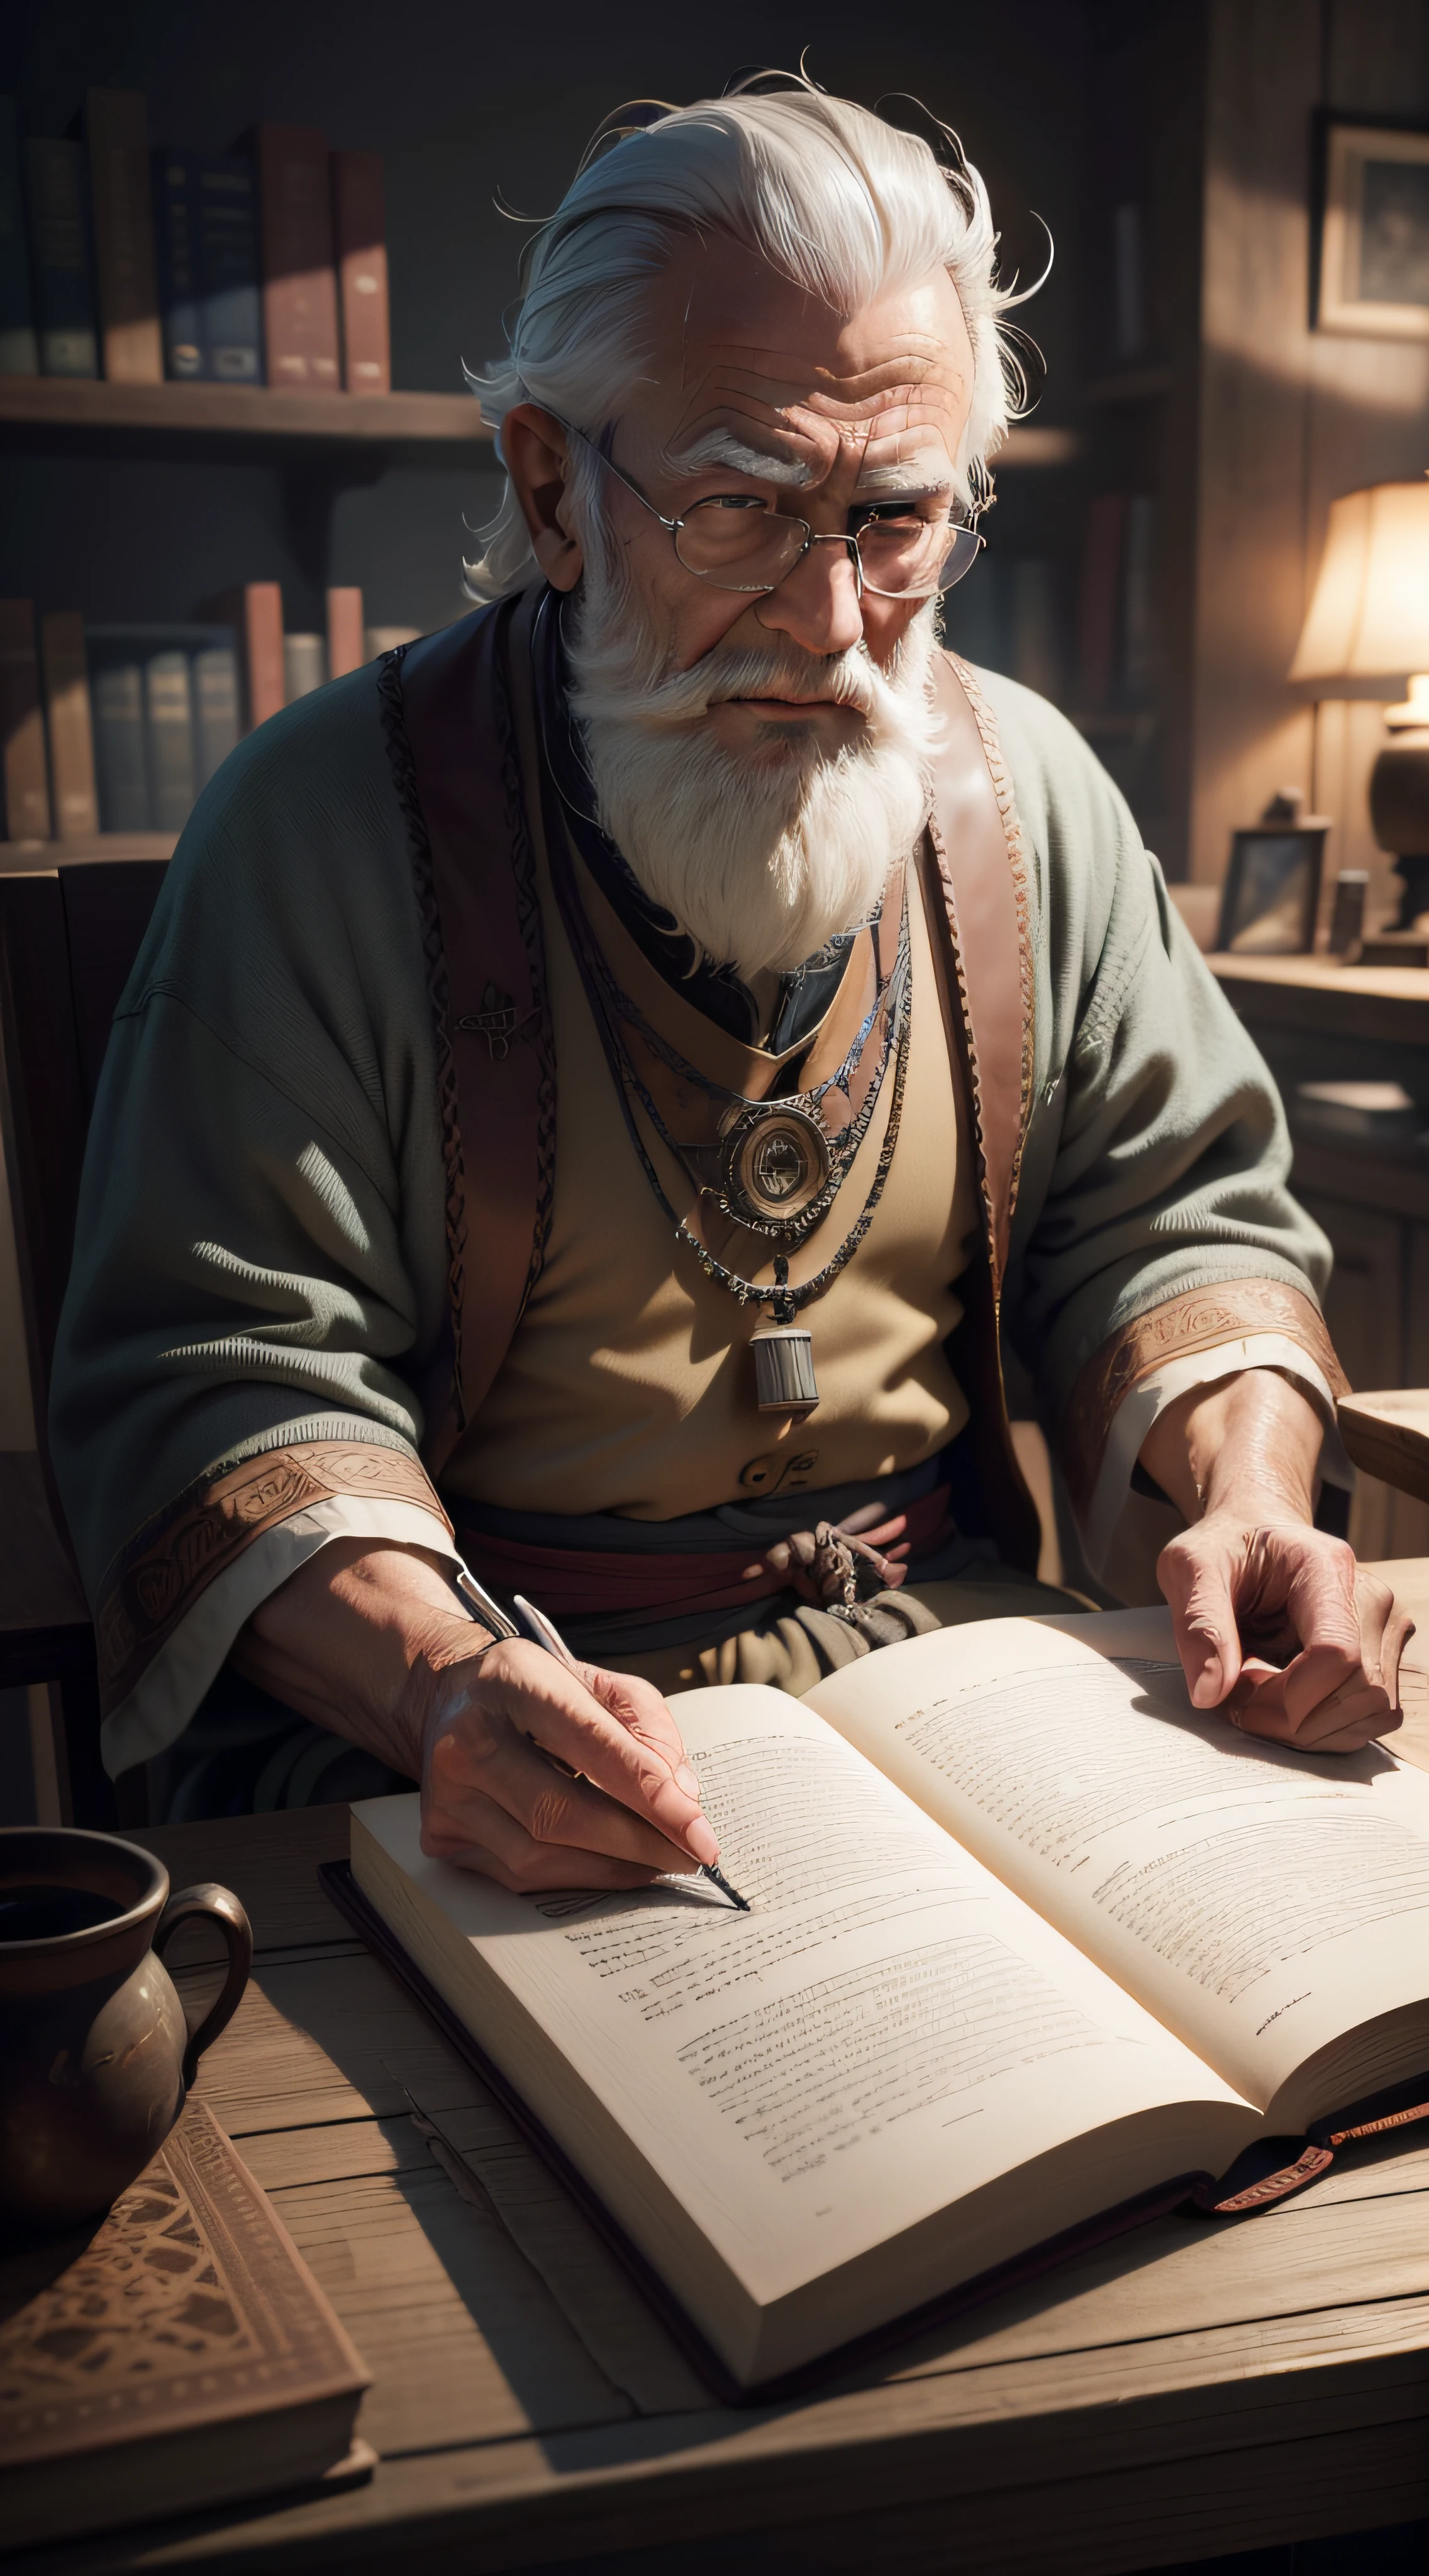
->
[691,493,774,515]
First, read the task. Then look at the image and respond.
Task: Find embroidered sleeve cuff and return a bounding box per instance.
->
[96,1440,455,1774]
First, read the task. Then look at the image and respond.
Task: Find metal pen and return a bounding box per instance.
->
[455,1569,751,1911]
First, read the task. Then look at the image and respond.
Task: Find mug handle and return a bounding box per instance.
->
[153,1882,254,2088]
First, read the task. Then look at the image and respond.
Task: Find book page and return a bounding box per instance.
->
[808,1610,1429,2128]
[353,1685,1255,2382]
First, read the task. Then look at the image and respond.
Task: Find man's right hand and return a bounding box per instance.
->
[409,1637,720,1890]
[236,1536,720,1892]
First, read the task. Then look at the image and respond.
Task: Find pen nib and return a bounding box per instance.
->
[703,1862,752,1913]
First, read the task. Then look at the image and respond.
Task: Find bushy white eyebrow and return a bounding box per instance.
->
[854,460,955,497]
[665,428,813,484]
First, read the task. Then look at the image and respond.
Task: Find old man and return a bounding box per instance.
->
[52,80,1407,1884]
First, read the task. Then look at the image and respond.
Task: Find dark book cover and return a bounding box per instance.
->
[151,145,204,379]
[253,123,339,391]
[195,149,262,384]
[0,98,37,374]
[193,636,242,784]
[0,2104,371,2548]
[0,599,50,839]
[85,87,162,383]
[142,646,196,831]
[21,136,99,377]
[333,147,389,393]
[89,645,151,831]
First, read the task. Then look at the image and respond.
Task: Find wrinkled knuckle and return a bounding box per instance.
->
[526,1787,570,1846]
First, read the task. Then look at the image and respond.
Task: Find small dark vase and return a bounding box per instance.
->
[0,1827,252,2230]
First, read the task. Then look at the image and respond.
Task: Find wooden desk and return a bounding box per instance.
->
[18,1799,1429,2576]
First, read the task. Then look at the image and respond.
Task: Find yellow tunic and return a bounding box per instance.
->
[446,828,979,1521]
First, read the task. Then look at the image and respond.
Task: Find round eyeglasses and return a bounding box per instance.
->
[562,421,986,601]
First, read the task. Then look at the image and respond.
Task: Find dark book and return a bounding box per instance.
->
[143,647,196,831]
[89,646,150,830]
[0,2102,372,2548]
[194,635,242,786]
[0,599,50,840]
[254,124,340,391]
[38,610,98,838]
[0,97,38,374]
[333,147,389,393]
[196,148,263,384]
[152,145,204,379]
[347,1608,1429,2399]
[1077,492,1129,711]
[86,87,162,383]
[22,138,99,377]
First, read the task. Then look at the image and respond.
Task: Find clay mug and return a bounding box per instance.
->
[0,1826,252,2229]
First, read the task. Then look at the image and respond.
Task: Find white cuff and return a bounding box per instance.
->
[1083,1336,1352,1578]
[100,1495,462,1778]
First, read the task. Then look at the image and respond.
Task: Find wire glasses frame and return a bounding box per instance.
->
[561,421,986,600]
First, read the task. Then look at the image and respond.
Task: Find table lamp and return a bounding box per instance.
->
[1289,480,1429,930]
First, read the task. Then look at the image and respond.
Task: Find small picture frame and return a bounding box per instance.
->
[1318,119,1429,340]
[1218,824,1328,957]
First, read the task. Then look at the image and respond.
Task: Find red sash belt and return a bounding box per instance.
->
[454,1486,954,1624]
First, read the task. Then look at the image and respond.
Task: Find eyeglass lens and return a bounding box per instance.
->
[672,503,983,599]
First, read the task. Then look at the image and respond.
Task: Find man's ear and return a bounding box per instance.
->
[501,404,584,592]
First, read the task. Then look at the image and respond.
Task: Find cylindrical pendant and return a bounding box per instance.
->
[750,1324,819,1416]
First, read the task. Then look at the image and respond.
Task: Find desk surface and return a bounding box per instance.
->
[19,1743,1429,2575]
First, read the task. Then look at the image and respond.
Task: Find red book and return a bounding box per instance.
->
[326,587,365,678]
[86,89,163,384]
[332,150,389,394]
[202,584,285,730]
[254,126,340,392]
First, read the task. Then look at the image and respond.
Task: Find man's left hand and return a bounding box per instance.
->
[1140,1368,1413,1753]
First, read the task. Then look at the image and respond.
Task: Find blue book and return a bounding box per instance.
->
[193,638,240,786]
[89,648,151,831]
[195,150,262,384]
[21,136,98,377]
[0,98,37,374]
[152,145,204,379]
[144,647,196,831]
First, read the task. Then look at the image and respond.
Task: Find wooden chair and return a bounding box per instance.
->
[0,858,168,1826]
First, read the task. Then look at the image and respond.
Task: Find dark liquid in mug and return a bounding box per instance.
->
[0,1885,128,1941]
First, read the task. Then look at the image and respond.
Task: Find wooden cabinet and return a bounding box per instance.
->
[1212,956,1429,1559]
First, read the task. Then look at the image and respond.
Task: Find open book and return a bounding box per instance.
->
[349,1609,1429,2393]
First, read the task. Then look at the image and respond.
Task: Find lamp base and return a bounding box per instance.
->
[1369,730,1429,927]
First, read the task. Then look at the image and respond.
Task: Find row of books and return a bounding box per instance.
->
[0,589,418,843]
[0,91,388,392]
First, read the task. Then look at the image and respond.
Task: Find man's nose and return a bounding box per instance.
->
[755,534,867,657]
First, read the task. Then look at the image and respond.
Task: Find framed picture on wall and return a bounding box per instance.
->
[1318,120,1429,339]
[1217,822,1329,957]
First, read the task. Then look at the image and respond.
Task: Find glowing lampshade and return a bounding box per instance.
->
[1289,483,1429,691]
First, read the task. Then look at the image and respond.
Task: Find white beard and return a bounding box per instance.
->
[565,561,940,980]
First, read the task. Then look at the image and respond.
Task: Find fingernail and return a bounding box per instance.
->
[685,1816,720,1867]
[676,1762,701,1798]
[1191,1666,1221,1707]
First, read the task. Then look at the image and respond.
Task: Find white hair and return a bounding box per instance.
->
[465,84,1027,600]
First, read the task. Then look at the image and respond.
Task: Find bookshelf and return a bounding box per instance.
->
[0,833,177,874]
[0,379,496,464]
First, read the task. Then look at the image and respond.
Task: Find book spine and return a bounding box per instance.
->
[0,97,38,374]
[143,648,196,831]
[255,125,340,391]
[192,641,241,787]
[243,583,285,728]
[91,652,152,830]
[39,611,99,838]
[326,586,365,679]
[283,632,326,701]
[22,139,99,377]
[0,599,51,838]
[195,150,263,384]
[332,149,389,394]
[86,88,162,384]
[151,147,204,379]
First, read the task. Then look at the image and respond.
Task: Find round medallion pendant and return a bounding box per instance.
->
[720,1102,831,1230]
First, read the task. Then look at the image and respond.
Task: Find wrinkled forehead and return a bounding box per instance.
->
[628,236,976,494]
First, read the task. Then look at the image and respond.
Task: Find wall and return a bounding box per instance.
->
[1191,0,1429,914]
